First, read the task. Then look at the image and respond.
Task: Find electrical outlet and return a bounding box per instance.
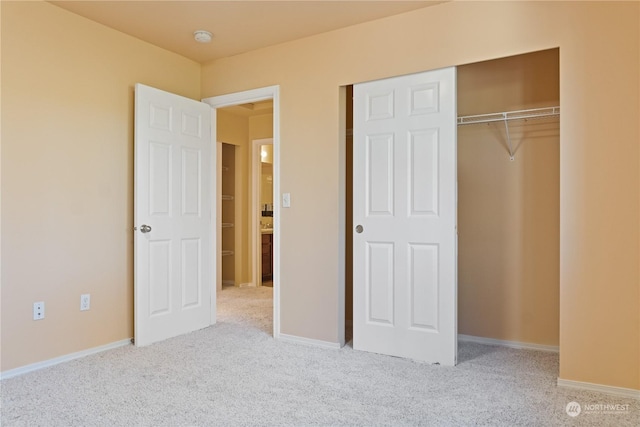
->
[80,294,90,311]
[33,301,45,320]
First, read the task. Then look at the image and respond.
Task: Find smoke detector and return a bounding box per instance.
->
[194,30,213,43]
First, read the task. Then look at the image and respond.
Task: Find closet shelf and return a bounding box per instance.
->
[221,195,234,201]
[457,106,560,161]
[457,106,560,125]
[221,250,234,257]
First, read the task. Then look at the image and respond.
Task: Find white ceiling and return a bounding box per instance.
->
[49,1,445,64]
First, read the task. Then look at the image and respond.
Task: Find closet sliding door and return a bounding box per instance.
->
[352,67,458,366]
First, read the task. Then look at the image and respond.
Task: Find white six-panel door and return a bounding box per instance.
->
[134,84,213,347]
[353,68,457,365]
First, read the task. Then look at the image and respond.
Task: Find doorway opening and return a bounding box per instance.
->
[203,86,281,338]
[344,48,560,364]
[252,138,275,288]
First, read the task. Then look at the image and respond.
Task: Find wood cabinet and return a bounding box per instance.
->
[261,233,272,281]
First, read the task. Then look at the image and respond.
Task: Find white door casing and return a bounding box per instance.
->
[134,84,214,347]
[353,68,457,365]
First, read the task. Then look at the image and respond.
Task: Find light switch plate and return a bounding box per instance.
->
[80,294,90,311]
[282,193,291,208]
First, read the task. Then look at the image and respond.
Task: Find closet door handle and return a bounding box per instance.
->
[355,225,364,234]
[140,224,152,233]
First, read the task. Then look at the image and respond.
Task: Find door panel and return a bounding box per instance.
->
[135,83,213,347]
[149,142,171,216]
[409,243,438,330]
[181,238,201,308]
[367,134,394,215]
[182,148,202,216]
[367,242,394,324]
[409,129,439,215]
[353,68,457,365]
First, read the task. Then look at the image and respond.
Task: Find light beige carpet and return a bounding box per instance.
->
[1,286,638,426]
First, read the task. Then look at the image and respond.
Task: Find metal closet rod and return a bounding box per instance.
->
[456,106,560,161]
[457,106,560,125]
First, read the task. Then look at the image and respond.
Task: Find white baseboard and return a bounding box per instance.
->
[278,333,341,349]
[1,338,132,380]
[458,334,559,353]
[558,378,640,399]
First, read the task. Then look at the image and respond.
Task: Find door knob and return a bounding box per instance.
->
[140,224,152,233]
[355,225,363,233]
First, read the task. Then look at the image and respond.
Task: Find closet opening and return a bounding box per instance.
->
[456,48,560,354]
[344,48,560,363]
[219,142,237,288]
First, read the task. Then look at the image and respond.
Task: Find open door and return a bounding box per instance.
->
[134,83,214,347]
[352,68,457,365]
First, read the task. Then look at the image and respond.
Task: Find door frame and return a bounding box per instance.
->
[202,86,281,338]
[252,138,274,288]
[343,52,561,358]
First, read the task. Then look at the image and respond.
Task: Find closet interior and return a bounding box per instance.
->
[345,48,560,350]
[221,143,236,287]
[456,48,560,348]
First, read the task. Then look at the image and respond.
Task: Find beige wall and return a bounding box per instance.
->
[1,2,201,370]
[201,1,639,390]
[249,114,274,142]
[457,50,560,346]
[217,110,249,146]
